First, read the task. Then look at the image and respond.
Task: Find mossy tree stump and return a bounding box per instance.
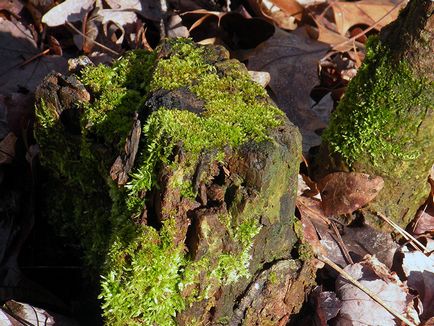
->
[313,0,434,228]
[34,39,314,325]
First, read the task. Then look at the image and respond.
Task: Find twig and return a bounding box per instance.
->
[317,254,417,326]
[331,0,406,50]
[65,21,119,56]
[377,212,428,253]
[1,305,36,326]
[330,221,354,264]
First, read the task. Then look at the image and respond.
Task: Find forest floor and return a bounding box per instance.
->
[0,0,432,325]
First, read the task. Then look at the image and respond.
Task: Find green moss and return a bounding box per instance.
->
[79,50,156,149]
[268,271,278,285]
[323,36,433,170]
[127,40,283,211]
[99,220,186,326]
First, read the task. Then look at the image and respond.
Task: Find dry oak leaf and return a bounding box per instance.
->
[318,172,384,216]
[247,27,329,152]
[331,0,405,36]
[401,248,434,321]
[0,132,16,164]
[41,0,95,26]
[335,255,420,326]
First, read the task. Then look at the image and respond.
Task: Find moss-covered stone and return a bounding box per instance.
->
[319,34,434,228]
[34,38,306,325]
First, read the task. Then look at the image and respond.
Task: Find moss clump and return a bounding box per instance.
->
[99,221,186,326]
[79,50,156,150]
[35,38,288,325]
[323,36,433,171]
[127,40,283,211]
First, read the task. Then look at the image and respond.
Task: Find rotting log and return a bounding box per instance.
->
[34,39,315,325]
[312,0,434,229]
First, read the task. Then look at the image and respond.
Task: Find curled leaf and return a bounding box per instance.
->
[319,172,384,216]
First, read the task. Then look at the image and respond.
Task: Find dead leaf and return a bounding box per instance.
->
[0,132,16,164]
[260,0,303,30]
[48,35,62,56]
[41,0,95,27]
[73,10,97,52]
[319,172,384,216]
[336,255,420,326]
[411,201,434,236]
[341,224,399,268]
[311,286,342,325]
[332,0,404,36]
[0,0,24,16]
[167,15,189,38]
[248,27,329,152]
[0,93,34,135]
[0,300,79,325]
[105,0,162,21]
[267,0,304,18]
[0,18,67,95]
[306,24,351,51]
[401,248,434,321]
[311,93,333,125]
[296,196,331,264]
[182,10,274,50]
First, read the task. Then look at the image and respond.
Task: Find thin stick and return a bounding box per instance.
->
[330,221,354,264]
[377,212,428,253]
[318,254,417,326]
[65,21,120,56]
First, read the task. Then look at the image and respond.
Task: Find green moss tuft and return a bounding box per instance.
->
[79,50,156,149]
[99,220,186,326]
[323,36,433,169]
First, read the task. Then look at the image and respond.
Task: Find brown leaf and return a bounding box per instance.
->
[296,196,329,261]
[0,132,16,164]
[331,0,404,36]
[41,0,95,27]
[0,0,24,16]
[48,35,62,56]
[183,10,275,50]
[259,0,303,30]
[318,172,384,216]
[401,248,434,321]
[0,18,67,95]
[411,201,434,235]
[248,27,329,152]
[311,286,342,325]
[306,24,351,52]
[106,0,162,22]
[268,0,304,18]
[336,255,420,325]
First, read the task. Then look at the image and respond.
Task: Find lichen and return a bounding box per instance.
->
[323,36,433,171]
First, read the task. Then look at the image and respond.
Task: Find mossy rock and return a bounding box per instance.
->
[34,38,311,325]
